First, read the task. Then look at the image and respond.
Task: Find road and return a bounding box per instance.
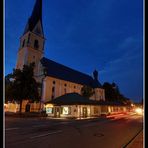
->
[5,113,143,148]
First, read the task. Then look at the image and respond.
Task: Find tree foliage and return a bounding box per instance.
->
[5,63,40,112]
[81,85,95,98]
[103,82,131,104]
[5,73,14,102]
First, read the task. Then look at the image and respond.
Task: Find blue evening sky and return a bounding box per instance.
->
[5,0,143,102]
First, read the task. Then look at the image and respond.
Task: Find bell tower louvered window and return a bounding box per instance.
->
[34,39,39,49]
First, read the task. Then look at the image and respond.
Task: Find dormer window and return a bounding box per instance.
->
[34,39,39,49]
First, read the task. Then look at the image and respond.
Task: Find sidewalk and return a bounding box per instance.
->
[126,130,144,148]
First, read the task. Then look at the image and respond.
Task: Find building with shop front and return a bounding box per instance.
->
[45,93,127,118]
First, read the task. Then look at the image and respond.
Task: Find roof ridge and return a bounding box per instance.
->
[41,57,102,88]
[41,57,93,79]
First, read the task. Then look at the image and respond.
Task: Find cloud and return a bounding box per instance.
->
[119,37,135,48]
[118,36,142,51]
[99,49,143,101]
[100,51,142,75]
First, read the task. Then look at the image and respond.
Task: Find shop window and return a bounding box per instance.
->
[46,107,53,114]
[94,107,99,114]
[62,107,71,115]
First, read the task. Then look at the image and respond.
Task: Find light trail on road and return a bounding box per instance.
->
[30,130,63,139]
[5,128,20,131]
[5,114,143,148]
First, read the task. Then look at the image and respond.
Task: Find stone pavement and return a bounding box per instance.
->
[127,130,144,148]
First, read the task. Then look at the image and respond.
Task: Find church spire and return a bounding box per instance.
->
[23,0,44,36]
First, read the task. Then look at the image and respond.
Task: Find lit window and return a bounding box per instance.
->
[46,107,53,114]
[62,107,71,115]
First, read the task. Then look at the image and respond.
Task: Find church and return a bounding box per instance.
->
[16,0,105,103]
[6,0,127,118]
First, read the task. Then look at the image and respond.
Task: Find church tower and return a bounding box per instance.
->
[16,0,45,82]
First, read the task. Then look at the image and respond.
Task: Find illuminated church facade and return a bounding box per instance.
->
[16,0,105,104]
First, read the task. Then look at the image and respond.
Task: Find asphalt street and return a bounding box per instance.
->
[5,113,143,148]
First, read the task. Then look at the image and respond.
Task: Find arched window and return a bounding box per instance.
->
[34,39,39,49]
[64,88,67,94]
[22,39,25,47]
[27,33,30,44]
[52,87,55,92]
[51,87,55,99]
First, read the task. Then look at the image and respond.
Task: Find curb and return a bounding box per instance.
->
[123,129,143,148]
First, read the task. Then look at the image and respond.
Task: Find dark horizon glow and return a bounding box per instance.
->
[5,0,143,102]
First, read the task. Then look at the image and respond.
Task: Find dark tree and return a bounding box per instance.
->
[5,73,14,102]
[81,85,95,98]
[5,63,40,113]
[103,82,131,103]
[102,82,116,102]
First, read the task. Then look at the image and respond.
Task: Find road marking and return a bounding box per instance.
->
[32,125,48,128]
[60,121,71,124]
[5,127,19,131]
[53,122,71,126]
[83,123,97,127]
[30,130,63,139]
